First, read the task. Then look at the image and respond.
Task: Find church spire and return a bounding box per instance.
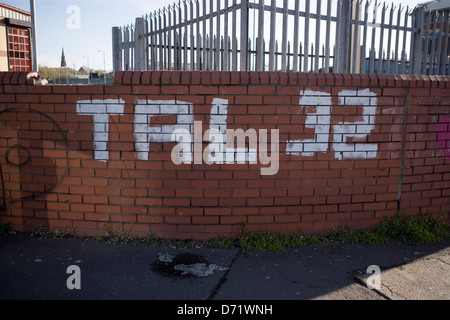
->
[61,47,67,68]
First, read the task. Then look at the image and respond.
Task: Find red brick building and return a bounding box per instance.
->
[0,3,32,72]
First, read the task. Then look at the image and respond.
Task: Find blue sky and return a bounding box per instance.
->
[3,0,424,72]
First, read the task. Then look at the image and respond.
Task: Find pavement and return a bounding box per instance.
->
[0,232,449,301]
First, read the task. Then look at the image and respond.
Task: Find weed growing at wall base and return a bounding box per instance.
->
[1,212,448,251]
[0,222,13,235]
[210,212,450,251]
[32,225,78,239]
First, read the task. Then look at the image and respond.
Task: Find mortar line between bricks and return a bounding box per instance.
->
[207,249,242,300]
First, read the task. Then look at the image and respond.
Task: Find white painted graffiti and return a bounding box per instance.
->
[76,99,125,162]
[286,89,378,160]
[171,98,280,176]
[134,100,194,161]
[76,88,379,175]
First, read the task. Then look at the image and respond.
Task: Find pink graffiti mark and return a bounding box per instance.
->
[436,116,450,161]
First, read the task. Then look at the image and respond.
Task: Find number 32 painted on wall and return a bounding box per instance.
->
[286,89,378,160]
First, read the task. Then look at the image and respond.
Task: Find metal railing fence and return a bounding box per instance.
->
[112,0,450,75]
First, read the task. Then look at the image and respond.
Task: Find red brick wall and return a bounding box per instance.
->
[0,71,449,239]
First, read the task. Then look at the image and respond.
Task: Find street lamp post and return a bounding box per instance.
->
[98,50,106,85]
[30,0,38,71]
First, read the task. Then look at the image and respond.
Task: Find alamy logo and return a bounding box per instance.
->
[66,5,81,30]
[366,265,381,290]
[66,265,81,290]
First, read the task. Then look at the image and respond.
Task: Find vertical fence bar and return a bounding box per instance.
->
[378,3,386,73]
[393,5,402,74]
[299,42,303,71]
[178,2,182,70]
[293,0,300,72]
[163,8,168,69]
[131,25,135,70]
[335,0,342,72]
[248,38,252,70]
[130,25,134,70]
[145,14,150,70]
[224,0,229,71]
[216,0,221,71]
[158,10,163,70]
[213,35,216,69]
[436,11,443,75]
[263,38,267,71]
[369,1,378,73]
[281,0,288,72]
[177,3,181,70]
[135,17,148,71]
[161,10,165,70]
[179,3,183,70]
[168,8,173,70]
[202,0,207,70]
[112,27,122,73]
[385,4,394,74]
[152,14,157,70]
[360,0,369,74]
[209,0,214,69]
[325,0,332,73]
[151,15,156,70]
[335,0,351,73]
[220,36,224,70]
[321,44,325,70]
[400,6,409,74]
[257,0,265,71]
[190,0,195,70]
[171,5,176,70]
[276,40,279,70]
[430,11,438,74]
[269,0,276,71]
[113,27,121,73]
[287,41,291,70]
[206,34,210,70]
[304,0,311,72]
[351,0,361,74]
[232,0,237,71]
[122,27,126,71]
[314,0,321,72]
[124,26,130,70]
[240,0,249,71]
[183,0,188,70]
[411,5,424,74]
[196,0,201,70]
[441,12,450,75]
[155,14,160,70]
[421,9,429,74]
[148,14,154,70]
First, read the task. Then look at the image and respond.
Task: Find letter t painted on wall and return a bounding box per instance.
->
[76,100,125,162]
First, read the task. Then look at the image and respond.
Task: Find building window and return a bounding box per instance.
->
[7,27,32,72]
